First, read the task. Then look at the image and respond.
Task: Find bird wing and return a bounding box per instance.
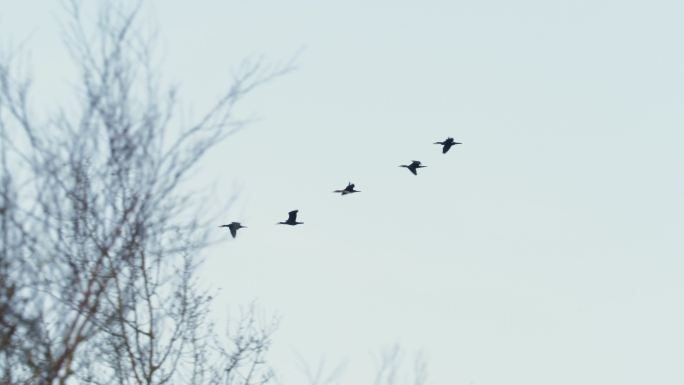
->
[288,210,298,222]
[442,146,449,154]
[409,167,417,175]
[229,226,237,238]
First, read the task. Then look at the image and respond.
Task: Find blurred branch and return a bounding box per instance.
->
[374,346,429,385]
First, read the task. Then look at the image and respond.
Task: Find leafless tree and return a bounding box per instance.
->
[295,346,428,385]
[296,354,347,385]
[374,346,429,385]
[0,1,291,385]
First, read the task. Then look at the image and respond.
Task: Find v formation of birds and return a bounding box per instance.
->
[219,137,462,238]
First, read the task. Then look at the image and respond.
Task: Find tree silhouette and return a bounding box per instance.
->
[0,2,290,384]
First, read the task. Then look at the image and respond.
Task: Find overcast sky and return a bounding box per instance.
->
[2,0,684,384]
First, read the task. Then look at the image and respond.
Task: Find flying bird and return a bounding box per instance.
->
[278,210,303,226]
[400,160,426,175]
[334,182,360,195]
[434,137,462,153]
[219,222,247,238]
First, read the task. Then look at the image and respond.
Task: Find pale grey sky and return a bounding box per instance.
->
[3,0,684,384]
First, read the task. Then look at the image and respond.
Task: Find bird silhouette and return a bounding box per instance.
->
[219,222,247,238]
[399,160,426,175]
[434,137,462,153]
[278,210,303,226]
[334,182,360,195]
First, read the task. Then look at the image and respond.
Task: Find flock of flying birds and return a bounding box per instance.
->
[218,137,462,238]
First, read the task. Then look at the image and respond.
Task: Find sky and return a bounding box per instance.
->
[2,0,684,384]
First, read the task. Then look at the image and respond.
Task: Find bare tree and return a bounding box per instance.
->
[374,346,429,385]
[0,2,291,385]
[296,355,348,385]
[294,346,428,385]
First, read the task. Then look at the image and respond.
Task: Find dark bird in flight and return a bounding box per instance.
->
[278,210,303,226]
[400,160,426,175]
[434,137,462,153]
[334,182,360,195]
[219,222,247,238]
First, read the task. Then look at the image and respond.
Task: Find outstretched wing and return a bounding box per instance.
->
[288,210,298,222]
[409,167,418,175]
[229,226,237,238]
[442,145,450,154]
